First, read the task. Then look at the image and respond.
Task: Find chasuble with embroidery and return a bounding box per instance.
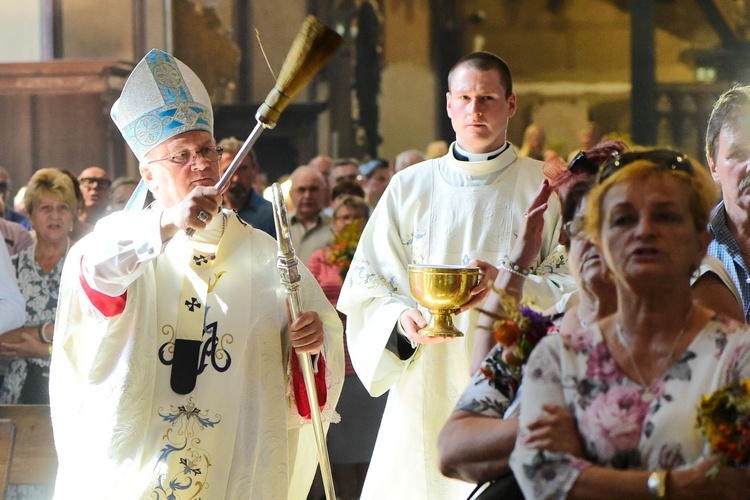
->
[50,208,344,499]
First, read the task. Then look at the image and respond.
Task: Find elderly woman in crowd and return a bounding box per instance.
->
[439,144,744,496]
[0,168,75,404]
[510,150,750,498]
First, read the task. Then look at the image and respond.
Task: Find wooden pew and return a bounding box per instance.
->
[0,405,57,488]
[0,419,16,498]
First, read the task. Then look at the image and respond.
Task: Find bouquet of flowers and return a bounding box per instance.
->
[696,379,750,466]
[478,288,553,379]
[327,219,366,281]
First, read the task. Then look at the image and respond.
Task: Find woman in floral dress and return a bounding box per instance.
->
[510,151,750,498]
[0,168,75,404]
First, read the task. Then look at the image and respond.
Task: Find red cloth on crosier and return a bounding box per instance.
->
[290,351,328,419]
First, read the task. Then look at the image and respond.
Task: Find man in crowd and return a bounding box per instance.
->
[358,158,391,210]
[107,177,140,212]
[308,155,334,214]
[331,158,362,187]
[0,197,33,255]
[706,84,750,322]
[50,48,343,499]
[338,51,572,499]
[217,136,276,238]
[77,166,112,225]
[0,166,29,228]
[288,166,333,265]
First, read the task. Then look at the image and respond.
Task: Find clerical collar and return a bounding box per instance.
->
[453,142,508,162]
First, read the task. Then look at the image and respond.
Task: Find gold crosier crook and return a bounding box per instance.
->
[271,183,336,500]
[183,15,343,237]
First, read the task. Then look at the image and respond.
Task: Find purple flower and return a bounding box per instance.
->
[520,306,550,347]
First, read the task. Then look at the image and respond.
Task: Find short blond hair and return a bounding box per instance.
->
[586,155,717,242]
[24,168,77,215]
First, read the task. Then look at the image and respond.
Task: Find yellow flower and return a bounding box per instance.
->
[697,380,750,466]
[328,220,366,280]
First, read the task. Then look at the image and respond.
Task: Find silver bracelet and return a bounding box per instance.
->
[40,322,53,344]
[499,264,527,279]
[501,257,531,277]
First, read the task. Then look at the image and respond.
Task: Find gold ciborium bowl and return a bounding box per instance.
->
[408,264,481,338]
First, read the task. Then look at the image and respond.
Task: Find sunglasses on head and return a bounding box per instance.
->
[597,149,693,184]
[567,151,598,175]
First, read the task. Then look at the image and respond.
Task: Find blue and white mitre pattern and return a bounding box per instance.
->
[111,48,213,162]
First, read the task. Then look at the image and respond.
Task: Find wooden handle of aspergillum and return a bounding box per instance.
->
[256,15,343,128]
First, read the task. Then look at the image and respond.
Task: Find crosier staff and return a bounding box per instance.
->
[271,182,336,500]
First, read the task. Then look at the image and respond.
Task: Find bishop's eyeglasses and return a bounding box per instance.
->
[148,146,224,166]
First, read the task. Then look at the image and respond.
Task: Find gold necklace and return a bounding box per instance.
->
[614,307,693,401]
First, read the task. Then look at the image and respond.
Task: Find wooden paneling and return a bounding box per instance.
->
[0,60,135,190]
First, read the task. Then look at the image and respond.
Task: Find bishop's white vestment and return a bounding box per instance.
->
[50,208,344,500]
[337,143,574,499]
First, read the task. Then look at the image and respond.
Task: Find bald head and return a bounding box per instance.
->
[290,166,326,223]
[308,155,333,178]
[308,155,334,201]
[395,150,426,172]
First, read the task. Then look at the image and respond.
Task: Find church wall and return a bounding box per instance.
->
[379,0,436,161]
[0,0,730,170]
[452,0,722,155]
[0,0,44,62]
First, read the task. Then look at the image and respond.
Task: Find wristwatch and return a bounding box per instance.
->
[647,470,668,499]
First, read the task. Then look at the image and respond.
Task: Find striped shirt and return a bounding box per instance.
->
[708,201,750,323]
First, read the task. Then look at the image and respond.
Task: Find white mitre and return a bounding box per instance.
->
[111,48,213,162]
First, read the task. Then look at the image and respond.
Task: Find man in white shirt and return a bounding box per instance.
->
[338,51,573,499]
